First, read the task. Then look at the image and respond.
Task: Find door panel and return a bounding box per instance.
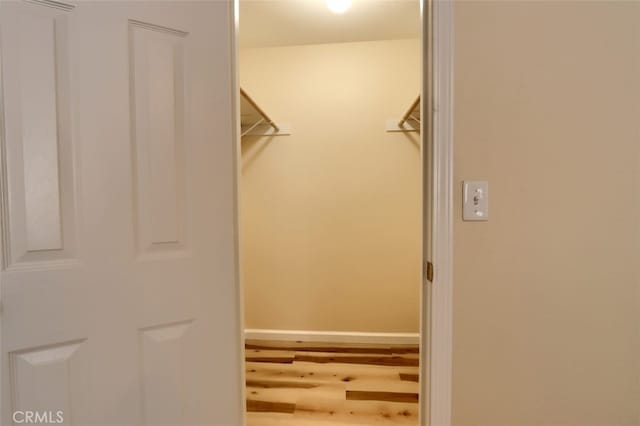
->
[0,1,242,425]
[130,20,189,259]
[0,0,77,269]
[139,321,193,426]
[10,339,89,425]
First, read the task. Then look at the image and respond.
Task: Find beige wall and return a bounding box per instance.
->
[239,39,421,333]
[453,2,640,425]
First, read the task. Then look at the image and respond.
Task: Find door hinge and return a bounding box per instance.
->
[424,261,434,282]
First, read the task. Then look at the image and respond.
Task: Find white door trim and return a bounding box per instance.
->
[229,1,247,426]
[425,1,454,425]
[229,0,454,424]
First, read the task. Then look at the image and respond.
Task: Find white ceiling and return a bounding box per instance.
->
[239,0,420,48]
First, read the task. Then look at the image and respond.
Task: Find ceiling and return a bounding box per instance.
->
[239,0,421,48]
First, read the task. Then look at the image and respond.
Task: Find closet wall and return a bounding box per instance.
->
[240,38,421,333]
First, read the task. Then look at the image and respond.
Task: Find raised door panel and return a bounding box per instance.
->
[129,20,188,260]
[139,321,193,426]
[0,0,78,270]
[10,340,88,425]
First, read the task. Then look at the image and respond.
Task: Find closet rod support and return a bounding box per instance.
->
[241,118,266,137]
[398,96,421,127]
[240,88,279,132]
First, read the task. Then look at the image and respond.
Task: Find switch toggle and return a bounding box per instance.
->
[463,181,489,221]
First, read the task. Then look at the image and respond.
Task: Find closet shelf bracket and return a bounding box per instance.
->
[241,87,291,137]
[386,95,420,133]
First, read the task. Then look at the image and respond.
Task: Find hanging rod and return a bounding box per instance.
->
[398,96,420,127]
[240,88,279,133]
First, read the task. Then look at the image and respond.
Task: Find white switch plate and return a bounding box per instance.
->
[463,181,489,221]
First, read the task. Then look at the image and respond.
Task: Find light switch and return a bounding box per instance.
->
[463,181,489,221]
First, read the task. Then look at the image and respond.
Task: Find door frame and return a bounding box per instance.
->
[423,1,454,425]
[229,0,454,424]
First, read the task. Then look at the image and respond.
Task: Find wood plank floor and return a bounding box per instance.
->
[245,340,420,425]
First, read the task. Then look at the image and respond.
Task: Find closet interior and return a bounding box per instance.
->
[238,1,423,424]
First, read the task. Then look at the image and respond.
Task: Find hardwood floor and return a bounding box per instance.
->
[245,340,420,425]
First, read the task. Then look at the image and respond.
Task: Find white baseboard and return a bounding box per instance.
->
[244,329,420,345]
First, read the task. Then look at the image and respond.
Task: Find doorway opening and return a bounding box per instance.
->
[234,0,429,424]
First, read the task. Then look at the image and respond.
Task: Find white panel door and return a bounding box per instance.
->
[0,1,243,425]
